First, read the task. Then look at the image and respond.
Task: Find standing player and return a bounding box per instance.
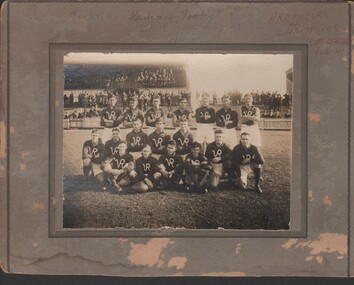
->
[148,118,170,159]
[145,95,165,134]
[172,118,193,160]
[239,94,262,148]
[172,98,192,128]
[155,140,184,190]
[126,118,148,160]
[215,95,239,149]
[205,129,232,190]
[104,128,123,159]
[230,132,265,193]
[184,142,212,194]
[195,93,216,153]
[122,97,145,136]
[100,94,123,143]
[131,145,159,193]
[82,129,106,186]
[102,141,136,193]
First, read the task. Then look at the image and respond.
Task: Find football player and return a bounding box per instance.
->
[145,95,165,133]
[131,145,159,193]
[104,128,123,160]
[148,118,170,159]
[100,94,123,143]
[230,132,265,193]
[239,94,262,147]
[195,93,216,153]
[184,142,212,194]
[215,94,238,149]
[82,129,106,185]
[126,118,148,160]
[122,97,145,138]
[172,98,192,128]
[172,118,193,160]
[155,140,184,190]
[205,129,232,190]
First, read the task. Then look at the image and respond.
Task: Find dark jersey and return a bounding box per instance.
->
[231,144,265,165]
[123,108,145,124]
[173,109,190,123]
[104,138,124,159]
[205,141,231,164]
[148,131,170,154]
[240,105,258,126]
[126,130,148,152]
[185,153,209,167]
[100,106,123,128]
[82,140,106,164]
[145,108,165,127]
[110,153,134,170]
[173,131,193,155]
[195,106,216,124]
[135,156,158,181]
[215,108,238,129]
[159,154,184,173]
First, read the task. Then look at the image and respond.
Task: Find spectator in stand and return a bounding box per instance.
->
[284,109,292,118]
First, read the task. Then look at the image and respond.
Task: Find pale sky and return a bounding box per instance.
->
[65,52,293,95]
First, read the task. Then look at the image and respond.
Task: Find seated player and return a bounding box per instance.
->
[172,97,192,128]
[145,95,165,134]
[205,129,233,190]
[100,94,123,143]
[172,118,193,160]
[155,140,184,190]
[195,93,216,154]
[82,129,106,185]
[104,128,123,159]
[126,118,148,161]
[101,141,137,193]
[215,94,238,149]
[231,132,265,194]
[148,118,170,159]
[122,97,145,138]
[239,94,262,148]
[184,142,212,194]
[131,145,159,193]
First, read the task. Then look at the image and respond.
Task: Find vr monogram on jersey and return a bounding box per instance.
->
[126,114,137,121]
[242,110,254,116]
[106,111,117,120]
[221,114,231,122]
[242,154,255,160]
[166,158,175,168]
[87,146,99,157]
[153,138,163,147]
[212,149,223,158]
[133,137,142,145]
[179,114,187,120]
[142,163,151,172]
[200,111,209,118]
[110,147,119,155]
[177,137,189,146]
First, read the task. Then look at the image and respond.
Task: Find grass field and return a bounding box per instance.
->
[63,130,291,230]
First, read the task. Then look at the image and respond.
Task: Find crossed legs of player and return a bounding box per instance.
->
[103,161,137,193]
[236,163,262,194]
[210,160,233,190]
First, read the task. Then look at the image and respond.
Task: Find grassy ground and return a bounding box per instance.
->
[63,130,291,229]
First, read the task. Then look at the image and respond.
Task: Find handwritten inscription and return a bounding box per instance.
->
[268,11,329,25]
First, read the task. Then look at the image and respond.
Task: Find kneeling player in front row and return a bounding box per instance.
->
[230,132,265,194]
[155,140,184,190]
[205,129,233,190]
[131,145,159,193]
[184,142,212,194]
[101,141,137,192]
[82,129,106,185]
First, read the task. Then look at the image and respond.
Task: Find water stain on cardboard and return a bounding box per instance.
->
[235,243,242,255]
[0,121,6,158]
[322,195,332,206]
[308,112,320,122]
[167,257,187,270]
[20,163,26,170]
[128,238,173,267]
[21,151,32,159]
[281,239,298,249]
[32,202,45,210]
[308,190,315,202]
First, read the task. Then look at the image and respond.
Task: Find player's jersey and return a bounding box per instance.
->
[135,156,158,181]
[195,106,216,124]
[148,131,170,154]
[185,153,209,166]
[126,130,148,152]
[110,153,134,170]
[173,109,190,123]
[241,105,258,126]
[104,138,124,159]
[205,141,231,164]
[215,108,238,129]
[159,154,184,173]
[123,108,145,124]
[231,144,265,165]
[82,140,106,164]
[100,106,123,128]
[173,131,193,155]
[145,108,165,127]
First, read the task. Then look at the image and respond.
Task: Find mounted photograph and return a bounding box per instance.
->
[61,52,293,230]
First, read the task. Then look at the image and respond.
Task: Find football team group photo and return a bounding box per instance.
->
[62,52,293,230]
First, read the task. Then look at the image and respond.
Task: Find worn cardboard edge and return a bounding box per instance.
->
[0,0,9,274]
[350,0,353,278]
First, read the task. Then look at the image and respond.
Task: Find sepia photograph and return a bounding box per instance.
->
[62,52,293,230]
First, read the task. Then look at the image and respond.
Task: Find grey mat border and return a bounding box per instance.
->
[48,43,307,238]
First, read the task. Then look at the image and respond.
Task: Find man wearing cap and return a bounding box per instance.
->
[215,95,239,149]
[100,94,123,143]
